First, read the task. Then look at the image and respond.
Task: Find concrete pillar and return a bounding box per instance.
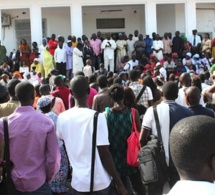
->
[70,3,83,37]
[185,1,196,37]
[30,5,42,45]
[145,2,157,36]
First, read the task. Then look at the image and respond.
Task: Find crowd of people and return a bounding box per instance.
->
[0,28,215,195]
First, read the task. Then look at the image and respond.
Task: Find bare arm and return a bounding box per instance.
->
[98,146,127,195]
[139,128,150,147]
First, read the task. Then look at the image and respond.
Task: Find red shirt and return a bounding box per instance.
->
[87,87,98,108]
[51,86,70,109]
[48,39,58,56]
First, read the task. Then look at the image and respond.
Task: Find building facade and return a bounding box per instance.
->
[1,0,215,54]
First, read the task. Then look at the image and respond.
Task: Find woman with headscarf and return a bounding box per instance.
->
[19,39,31,67]
[43,47,54,78]
[39,38,48,65]
[202,33,211,54]
[181,35,191,58]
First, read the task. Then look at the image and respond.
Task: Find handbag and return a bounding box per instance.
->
[126,108,140,167]
[0,117,18,195]
[90,112,99,193]
[138,106,168,185]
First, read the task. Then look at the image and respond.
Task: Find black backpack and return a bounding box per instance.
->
[138,106,168,185]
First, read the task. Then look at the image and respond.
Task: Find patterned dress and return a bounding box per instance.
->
[46,111,69,193]
[106,108,138,177]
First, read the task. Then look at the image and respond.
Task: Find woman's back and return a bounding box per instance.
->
[106,107,137,177]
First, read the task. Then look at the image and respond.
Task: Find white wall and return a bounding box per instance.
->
[156,4,176,36]
[42,7,71,38]
[1,8,30,54]
[82,5,145,38]
[175,4,185,34]
[196,3,215,37]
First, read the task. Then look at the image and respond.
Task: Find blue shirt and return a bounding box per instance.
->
[188,105,214,118]
[144,38,153,54]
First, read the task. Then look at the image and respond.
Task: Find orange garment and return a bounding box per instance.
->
[13,71,22,79]
[33,96,40,109]
[72,42,78,48]
[19,44,30,67]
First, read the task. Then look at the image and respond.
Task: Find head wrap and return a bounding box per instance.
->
[181,35,187,41]
[37,96,52,108]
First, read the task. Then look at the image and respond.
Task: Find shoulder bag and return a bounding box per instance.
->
[127,108,140,167]
[138,106,168,185]
[0,117,18,195]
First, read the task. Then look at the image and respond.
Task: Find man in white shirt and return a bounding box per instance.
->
[168,115,215,195]
[140,82,191,195]
[189,29,201,55]
[123,54,139,71]
[175,73,191,107]
[54,42,66,76]
[56,75,127,195]
[101,33,116,72]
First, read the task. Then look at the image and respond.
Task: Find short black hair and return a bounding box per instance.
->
[97,75,108,89]
[162,81,178,100]
[204,71,210,80]
[170,115,215,177]
[15,82,34,103]
[54,76,64,86]
[70,75,89,99]
[199,74,205,83]
[113,77,122,85]
[88,74,97,84]
[7,79,21,97]
[39,84,50,96]
[129,70,139,81]
[109,84,124,102]
[75,71,85,77]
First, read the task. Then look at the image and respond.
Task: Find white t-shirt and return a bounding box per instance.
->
[57,107,111,192]
[167,180,215,195]
[83,65,94,77]
[124,59,139,71]
[176,86,205,107]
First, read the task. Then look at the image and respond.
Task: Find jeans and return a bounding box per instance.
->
[93,54,101,70]
[72,182,111,195]
[17,182,52,195]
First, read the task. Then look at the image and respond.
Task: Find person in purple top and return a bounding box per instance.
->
[0,81,60,194]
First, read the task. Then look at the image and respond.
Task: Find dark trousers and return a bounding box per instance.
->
[93,54,101,70]
[147,167,180,195]
[121,172,146,195]
[72,182,111,195]
[56,62,66,76]
[17,182,52,195]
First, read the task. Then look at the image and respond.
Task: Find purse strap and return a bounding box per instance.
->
[90,112,99,193]
[153,106,165,152]
[131,108,138,132]
[136,85,146,103]
[3,117,13,179]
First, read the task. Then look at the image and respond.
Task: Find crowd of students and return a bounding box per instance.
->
[0,29,215,195]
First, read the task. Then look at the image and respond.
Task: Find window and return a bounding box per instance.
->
[15,19,47,47]
[96,18,125,29]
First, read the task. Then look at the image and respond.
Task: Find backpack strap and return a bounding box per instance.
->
[136,85,146,104]
[90,112,99,193]
[153,106,164,152]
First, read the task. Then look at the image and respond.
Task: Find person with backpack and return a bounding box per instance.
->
[140,81,191,195]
